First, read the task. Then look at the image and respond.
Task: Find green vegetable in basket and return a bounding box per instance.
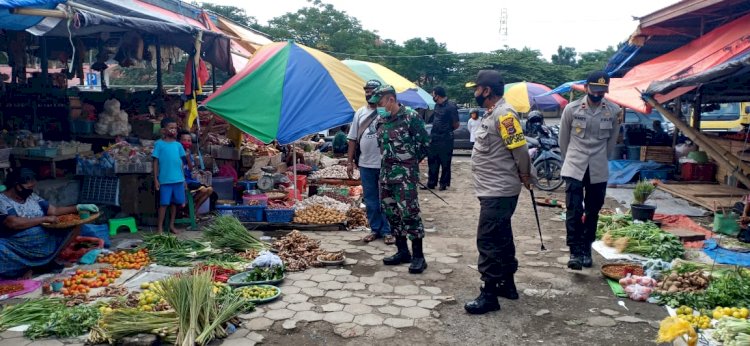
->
[244,265,284,282]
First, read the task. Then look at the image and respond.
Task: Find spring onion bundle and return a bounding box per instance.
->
[203,216,268,252]
[88,309,178,344]
[0,298,65,331]
[604,222,684,261]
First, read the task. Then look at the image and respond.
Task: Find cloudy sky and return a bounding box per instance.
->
[206,0,680,60]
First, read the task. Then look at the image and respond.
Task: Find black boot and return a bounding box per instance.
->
[383,236,411,265]
[496,274,519,300]
[567,246,583,270]
[464,283,500,314]
[408,238,427,274]
[581,245,593,268]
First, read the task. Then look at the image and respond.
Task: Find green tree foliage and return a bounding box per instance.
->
[551,46,577,66]
[198,2,257,27]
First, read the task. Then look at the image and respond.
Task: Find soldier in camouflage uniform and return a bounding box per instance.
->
[368,85,431,274]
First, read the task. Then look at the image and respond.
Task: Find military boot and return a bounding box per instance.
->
[408,238,427,274]
[581,244,593,268]
[464,282,500,314]
[383,236,411,265]
[496,274,519,300]
[567,246,583,271]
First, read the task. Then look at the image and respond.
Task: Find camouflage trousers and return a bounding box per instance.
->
[380,179,424,239]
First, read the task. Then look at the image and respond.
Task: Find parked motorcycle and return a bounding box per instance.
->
[526,126,563,191]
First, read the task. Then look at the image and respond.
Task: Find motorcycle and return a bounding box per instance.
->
[527,125,563,191]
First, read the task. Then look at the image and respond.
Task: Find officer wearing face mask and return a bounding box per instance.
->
[558,71,621,270]
[426,86,459,191]
[464,70,532,315]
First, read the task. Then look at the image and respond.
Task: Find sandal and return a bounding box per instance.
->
[383,234,396,245]
[362,233,379,243]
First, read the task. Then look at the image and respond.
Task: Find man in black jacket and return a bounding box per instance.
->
[426,86,459,190]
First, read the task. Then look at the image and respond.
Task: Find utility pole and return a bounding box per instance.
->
[499,8,508,42]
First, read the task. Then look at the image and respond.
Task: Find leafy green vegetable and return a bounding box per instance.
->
[25,304,100,339]
[244,266,284,282]
[653,267,750,309]
[142,233,243,266]
[0,298,65,331]
[203,216,268,252]
[606,222,685,261]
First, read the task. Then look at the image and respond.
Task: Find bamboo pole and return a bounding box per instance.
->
[644,96,750,188]
[10,8,70,18]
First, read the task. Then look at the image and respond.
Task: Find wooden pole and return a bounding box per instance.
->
[671,97,681,149]
[10,8,70,18]
[645,96,750,188]
[692,88,702,131]
[211,64,216,93]
[155,37,163,92]
[40,37,48,83]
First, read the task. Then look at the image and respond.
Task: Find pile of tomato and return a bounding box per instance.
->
[97,249,150,269]
[61,268,122,296]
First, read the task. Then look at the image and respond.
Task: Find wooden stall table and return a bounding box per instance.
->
[15,151,94,174]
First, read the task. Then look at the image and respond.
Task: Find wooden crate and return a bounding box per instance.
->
[640,146,674,163]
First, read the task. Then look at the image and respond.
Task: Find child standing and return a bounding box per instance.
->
[153,118,190,234]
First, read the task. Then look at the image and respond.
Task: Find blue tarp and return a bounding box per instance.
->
[0,0,64,30]
[608,160,666,185]
[703,238,750,267]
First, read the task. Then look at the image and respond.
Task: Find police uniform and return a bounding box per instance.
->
[471,98,531,284]
[559,94,621,259]
[377,105,430,240]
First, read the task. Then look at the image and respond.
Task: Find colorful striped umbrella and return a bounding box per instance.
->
[203,41,366,144]
[504,82,569,113]
[342,59,435,109]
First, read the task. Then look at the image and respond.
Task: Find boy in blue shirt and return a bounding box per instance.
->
[153,118,191,234]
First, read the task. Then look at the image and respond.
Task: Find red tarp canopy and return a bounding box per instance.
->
[575,12,750,113]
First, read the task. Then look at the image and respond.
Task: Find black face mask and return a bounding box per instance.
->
[475,88,488,107]
[588,93,604,103]
[17,186,33,199]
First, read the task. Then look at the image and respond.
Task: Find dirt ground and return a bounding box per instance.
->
[255,158,670,346]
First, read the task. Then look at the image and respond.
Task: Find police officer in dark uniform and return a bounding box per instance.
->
[426,86,459,190]
[559,71,621,270]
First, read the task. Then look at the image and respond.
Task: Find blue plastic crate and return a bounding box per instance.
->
[265,208,295,223]
[216,205,264,222]
[640,169,670,180]
[79,176,119,206]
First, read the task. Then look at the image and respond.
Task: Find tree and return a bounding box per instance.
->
[198,3,257,27]
[551,46,577,66]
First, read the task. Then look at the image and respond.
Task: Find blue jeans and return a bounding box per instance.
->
[359,167,391,236]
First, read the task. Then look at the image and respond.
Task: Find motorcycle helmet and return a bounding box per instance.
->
[526,111,545,135]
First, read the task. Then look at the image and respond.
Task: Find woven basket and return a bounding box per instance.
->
[600,262,645,281]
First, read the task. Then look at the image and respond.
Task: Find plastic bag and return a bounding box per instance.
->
[624,283,653,301]
[251,250,283,268]
[657,316,697,346]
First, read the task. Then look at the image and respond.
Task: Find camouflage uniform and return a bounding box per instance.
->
[377,105,430,239]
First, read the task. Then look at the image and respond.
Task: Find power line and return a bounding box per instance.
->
[317,50,485,59]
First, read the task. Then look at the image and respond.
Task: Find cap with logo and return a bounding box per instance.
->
[364,79,382,90]
[465,70,504,90]
[586,71,610,93]
[367,85,396,104]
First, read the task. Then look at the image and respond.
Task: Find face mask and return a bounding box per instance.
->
[165,128,177,137]
[588,93,604,103]
[181,141,192,150]
[17,186,33,199]
[377,107,391,118]
[474,88,487,107]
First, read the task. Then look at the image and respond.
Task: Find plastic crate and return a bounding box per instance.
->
[71,120,94,134]
[27,147,58,158]
[0,148,11,163]
[216,205,264,222]
[265,208,294,223]
[57,146,77,156]
[79,176,120,206]
[680,162,716,182]
[77,143,92,153]
[640,169,670,180]
[11,147,28,156]
[115,162,153,174]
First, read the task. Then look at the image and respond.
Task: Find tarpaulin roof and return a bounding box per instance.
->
[574,12,750,113]
[0,0,64,32]
[216,16,272,54]
[645,52,750,103]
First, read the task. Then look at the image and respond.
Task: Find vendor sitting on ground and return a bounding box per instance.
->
[0,169,99,279]
[179,131,217,212]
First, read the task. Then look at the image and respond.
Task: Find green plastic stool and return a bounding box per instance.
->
[109,217,138,236]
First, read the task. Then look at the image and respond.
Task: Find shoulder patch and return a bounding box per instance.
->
[498,112,526,149]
